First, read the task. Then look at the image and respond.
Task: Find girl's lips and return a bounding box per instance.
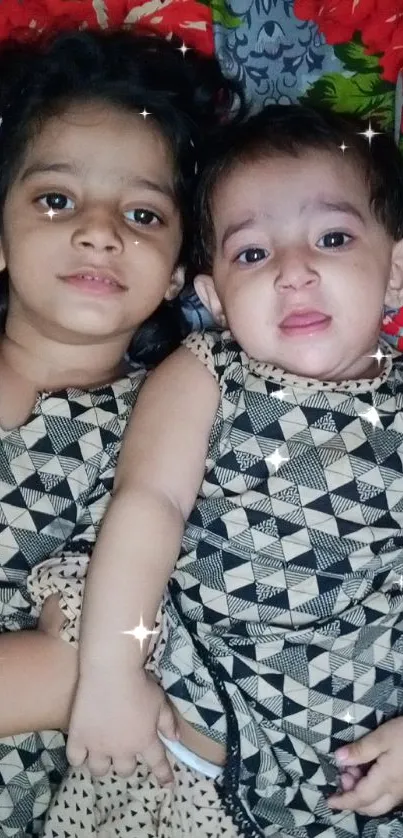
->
[62,273,125,295]
[280,311,331,335]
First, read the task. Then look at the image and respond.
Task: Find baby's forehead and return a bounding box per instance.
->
[210,147,371,218]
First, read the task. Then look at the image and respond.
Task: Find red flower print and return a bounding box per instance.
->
[0,0,214,57]
[294,0,403,82]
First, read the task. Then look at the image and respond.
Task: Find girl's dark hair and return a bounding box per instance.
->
[194,104,403,272]
[0,28,242,364]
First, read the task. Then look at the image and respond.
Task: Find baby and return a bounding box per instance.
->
[56,105,403,838]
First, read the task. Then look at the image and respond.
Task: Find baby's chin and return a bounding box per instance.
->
[265,351,359,383]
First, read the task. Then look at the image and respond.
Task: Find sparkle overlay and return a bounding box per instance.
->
[178,42,191,57]
[358,120,382,146]
[265,447,289,473]
[46,208,57,220]
[343,710,355,724]
[369,347,387,366]
[358,403,383,429]
[122,616,159,651]
[339,142,348,154]
[139,109,151,120]
[270,387,290,401]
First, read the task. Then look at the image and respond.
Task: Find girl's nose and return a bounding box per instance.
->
[72,210,123,254]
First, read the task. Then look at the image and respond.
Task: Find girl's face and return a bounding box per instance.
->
[0,101,182,344]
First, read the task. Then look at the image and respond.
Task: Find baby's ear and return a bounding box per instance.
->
[194,274,227,328]
[385,239,403,308]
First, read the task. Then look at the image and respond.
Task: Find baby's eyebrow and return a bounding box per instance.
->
[300,198,366,223]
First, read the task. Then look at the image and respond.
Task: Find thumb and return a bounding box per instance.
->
[157,700,179,742]
[335,729,385,767]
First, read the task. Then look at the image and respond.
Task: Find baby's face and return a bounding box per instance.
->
[209,149,397,381]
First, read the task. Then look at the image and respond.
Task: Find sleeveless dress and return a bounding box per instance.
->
[155,330,403,838]
[0,368,145,837]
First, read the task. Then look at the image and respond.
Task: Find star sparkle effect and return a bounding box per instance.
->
[358,121,382,146]
[178,42,191,57]
[140,109,151,120]
[369,347,387,367]
[343,710,355,725]
[339,142,348,154]
[359,403,383,429]
[122,616,159,651]
[46,208,57,220]
[270,387,290,402]
[266,447,289,473]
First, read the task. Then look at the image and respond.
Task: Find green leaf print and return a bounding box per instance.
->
[301,72,395,131]
[333,36,381,74]
[199,0,240,28]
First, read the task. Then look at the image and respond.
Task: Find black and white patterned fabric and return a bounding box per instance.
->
[0,368,145,837]
[158,330,403,838]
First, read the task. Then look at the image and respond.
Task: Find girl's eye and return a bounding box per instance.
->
[317,231,353,249]
[237,247,269,264]
[38,193,75,212]
[125,208,161,226]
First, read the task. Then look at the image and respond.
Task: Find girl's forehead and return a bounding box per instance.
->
[19,102,176,190]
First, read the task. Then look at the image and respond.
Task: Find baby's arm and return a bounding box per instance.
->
[68,347,219,782]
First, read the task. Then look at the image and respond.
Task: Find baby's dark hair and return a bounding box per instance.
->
[0,28,241,364]
[194,104,403,272]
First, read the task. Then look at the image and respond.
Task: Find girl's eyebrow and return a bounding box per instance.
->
[20,162,176,202]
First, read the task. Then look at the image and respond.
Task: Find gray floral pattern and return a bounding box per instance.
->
[214,0,345,110]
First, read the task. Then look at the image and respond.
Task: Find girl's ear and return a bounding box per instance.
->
[0,242,6,273]
[164,266,185,301]
[385,239,403,309]
[194,274,227,327]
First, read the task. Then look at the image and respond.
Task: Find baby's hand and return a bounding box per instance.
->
[67,668,178,784]
[328,717,403,816]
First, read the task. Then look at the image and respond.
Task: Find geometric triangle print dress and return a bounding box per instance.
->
[156,330,403,838]
[0,368,144,837]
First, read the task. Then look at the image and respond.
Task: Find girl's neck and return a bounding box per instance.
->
[0,321,132,394]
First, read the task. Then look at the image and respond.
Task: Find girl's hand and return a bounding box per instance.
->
[328,717,403,816]
[67,668,178,784]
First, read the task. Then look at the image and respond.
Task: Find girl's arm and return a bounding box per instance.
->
[0,628,77,735]
[68,346,219,779]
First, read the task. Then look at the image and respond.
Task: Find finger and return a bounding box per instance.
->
[338,772,357,792]
[338,765,365,792]
[66,740,88,768]
[112,755,137,778]
[143,739,174,786]
[335,729,386,768]
[355,792,396,817]
[328,765,387,812]
[87,752,112,777]
[157,701,178,742]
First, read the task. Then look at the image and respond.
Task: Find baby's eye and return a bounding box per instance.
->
[125,208,161,226]
[237,247,269,264]
[38,193,75,212]
[317,231,353,249]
